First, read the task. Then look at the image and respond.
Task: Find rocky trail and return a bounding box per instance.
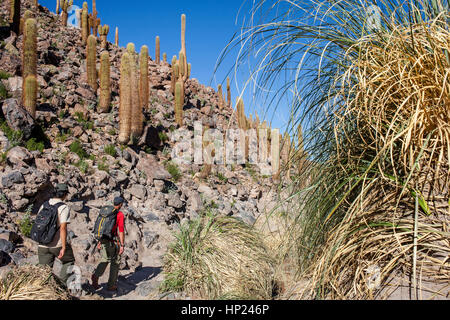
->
[0,0,283,300]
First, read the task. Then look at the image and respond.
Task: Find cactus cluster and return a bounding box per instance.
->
[170,14,192,127]
[98,24,109,49]
[118,43,147,144]
[60,0,73,26]
[22,18,38,118]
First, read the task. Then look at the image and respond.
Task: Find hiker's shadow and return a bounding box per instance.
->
[96,266,162,299]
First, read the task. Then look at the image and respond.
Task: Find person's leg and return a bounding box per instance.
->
[58,245,76,285]
[107,243,121,289]
[38,246,55,268]
[93,242,111,279]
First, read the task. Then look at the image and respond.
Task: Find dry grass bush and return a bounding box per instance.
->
[0,265,71,300]
[300,20,450,299]
[219,0,450,300]
[161,215,275,300]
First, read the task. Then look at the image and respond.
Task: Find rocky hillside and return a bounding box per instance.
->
[0,0,281,299]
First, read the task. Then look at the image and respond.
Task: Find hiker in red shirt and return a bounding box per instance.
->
[91,197,126,292]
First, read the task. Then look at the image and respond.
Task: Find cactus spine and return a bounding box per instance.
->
[81,2,88,44]
[9,0,20,35]
[174,80,184,127]
[139,46,149,110]
[99,51,110,113]
[127,43,143,140]
[155,36,160,64]
[60,0,73,26]
[98,24,109,49]
[23,76,37,118]
[86,35,98,91]
[115,27,119,46]
[119,52,132,144]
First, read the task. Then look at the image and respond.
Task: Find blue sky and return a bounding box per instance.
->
[38,0,290,133]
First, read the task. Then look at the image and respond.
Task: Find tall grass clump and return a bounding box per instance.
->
[161,215,275,300]
[219,0,450,299]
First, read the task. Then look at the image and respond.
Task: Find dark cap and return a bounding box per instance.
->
[114,197,125,206]
[55,183,69,193]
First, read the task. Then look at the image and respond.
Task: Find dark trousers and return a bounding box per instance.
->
[38,245,76,285]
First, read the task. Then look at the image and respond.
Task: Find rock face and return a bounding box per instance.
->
[0,0,280,300]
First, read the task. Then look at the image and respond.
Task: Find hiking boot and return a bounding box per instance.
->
[91,274,99,290]
[107,285,118,292]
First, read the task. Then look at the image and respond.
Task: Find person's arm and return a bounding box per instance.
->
[58,223,67,259]
[118,212,125,255]
[118,231,125,255]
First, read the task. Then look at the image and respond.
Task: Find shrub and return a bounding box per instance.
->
[0,70,11,80]
[158,131,168,142]
[104,144,117,157]
[69,140,89,159]
[19,212,33,238]
[165,161,181,182]
[25,138,44,153]
[161,215,275,299]
[0,83,11,100]
[75,160,89,174]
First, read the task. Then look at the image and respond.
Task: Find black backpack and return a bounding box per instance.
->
[31,201,64,245]
[93,206,118,241]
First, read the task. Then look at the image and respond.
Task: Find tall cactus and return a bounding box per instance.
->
[170,55,177,94]
[155,36,160,64]
[92,0,98,37]
[127,43,143,140]
[60,0,73,26]
[23,75,37,119]
[115,27,119,46]
[81,2,88,44]
[174,80,184,127]
[56,0,60,14]
[217,84,224,109]
[119,52,132,144]
[22,18,37,118]
[163,53,167,63]
[86,35,98,91]
[180,14,188,81]
[139,46,149,110]
[98,24,109,49]
[20,10,33,35]
[9,0,20,35]
[22,18,37,86]
[236,98,246,129]
[99,51,110,113]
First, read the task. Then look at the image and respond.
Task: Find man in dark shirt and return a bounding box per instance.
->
[91,197,125,292]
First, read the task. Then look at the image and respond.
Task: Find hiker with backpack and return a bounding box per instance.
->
[91,196,126,292]
[32,183,76,285]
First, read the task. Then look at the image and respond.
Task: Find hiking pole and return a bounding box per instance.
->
[90,240,99,256]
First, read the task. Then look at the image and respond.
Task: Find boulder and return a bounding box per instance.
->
[0,239,14,254]
[6,146,33,167]
[1,170,25,188]
[129,184,147,200]
[1,99,36,140]
[136,153,171,181]
[138,125,162,149]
